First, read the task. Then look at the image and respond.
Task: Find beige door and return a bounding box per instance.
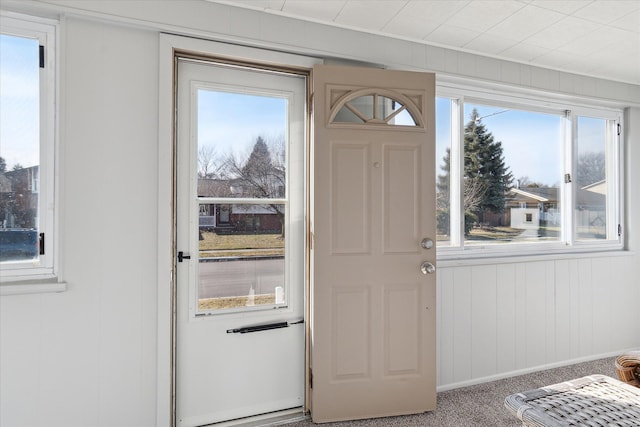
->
[311,64,436,423]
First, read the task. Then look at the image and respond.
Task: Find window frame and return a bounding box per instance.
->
[0,11,58,281]
[436,80,624,261]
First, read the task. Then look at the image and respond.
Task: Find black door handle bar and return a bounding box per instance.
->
[226,319,304,334]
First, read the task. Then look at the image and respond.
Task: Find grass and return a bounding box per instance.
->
[467,226,523,241]
[199,294,275,310]
[199,231,284,257]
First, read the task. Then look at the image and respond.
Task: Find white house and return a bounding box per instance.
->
[0,1,638,427]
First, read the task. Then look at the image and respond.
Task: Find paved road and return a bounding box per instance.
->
[198,258,285,299]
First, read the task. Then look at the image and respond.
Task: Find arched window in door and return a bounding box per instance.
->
[328,88,424,128]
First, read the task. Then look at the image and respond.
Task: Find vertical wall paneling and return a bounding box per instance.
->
[544,261,557,364]
[495,264,517,373]
[451,267,473,383]
[591,257,612,355]
[470,265,497,379]
[438,254,639,390]
[554,260,572,361]
[523,262,547,368]
[437,267,455,386]
[577,259,594,356]
[514,263,527,370]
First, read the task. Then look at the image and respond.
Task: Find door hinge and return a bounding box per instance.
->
[618,224,622,237]
[39,45,45,68]
[39,232,45,255]
[564,173,572,183]
[617,123,621,136]
[309,368,313,389]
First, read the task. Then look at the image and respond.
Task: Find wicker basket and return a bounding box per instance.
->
[505,375,640,427]
[616,351,640,388]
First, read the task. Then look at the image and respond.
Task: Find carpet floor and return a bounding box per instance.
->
[283,357,619,426]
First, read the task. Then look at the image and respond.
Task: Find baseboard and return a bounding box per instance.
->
[436,349,640,392]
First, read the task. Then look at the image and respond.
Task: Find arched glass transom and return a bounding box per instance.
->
[329,88,424,127]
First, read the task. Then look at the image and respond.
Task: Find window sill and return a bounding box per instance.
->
[0,280,67,296]
[437,248,634,268]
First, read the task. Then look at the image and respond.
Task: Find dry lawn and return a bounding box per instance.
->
[199,232,284,257]
[199,294,275,310]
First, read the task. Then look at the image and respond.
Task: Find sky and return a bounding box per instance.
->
[197,89,287,164]
[0,34,40,170]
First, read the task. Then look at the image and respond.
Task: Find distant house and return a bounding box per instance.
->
[575,180,608,238]
[506,187,560,230]
[505,184,606,237]
[197,178,283,234]
[0,166,39,229]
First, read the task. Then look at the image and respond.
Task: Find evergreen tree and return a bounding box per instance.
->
[239,136,282,198]
[436,148,451,235]
[464,109,512,223]
[436,109,513,235]
[224,136,286,235]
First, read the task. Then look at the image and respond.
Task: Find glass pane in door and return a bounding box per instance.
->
[196,86,289,314]
[197,203,286,313]
[197,89,287,198]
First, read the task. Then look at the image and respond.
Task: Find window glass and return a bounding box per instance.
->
[575,116,608,241]
[333,93,418,126]
[0,33,41,263]
[198,203,285,312]
[196,87,290,313]
[197,89,286,199]
[435,90,621,256]
[435,97,452,245]
[461,104,563,245]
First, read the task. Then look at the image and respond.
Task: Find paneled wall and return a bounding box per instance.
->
[437,254,640,390]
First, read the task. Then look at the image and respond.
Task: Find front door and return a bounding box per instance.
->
[311,64,437,422]
[176,57,307,426]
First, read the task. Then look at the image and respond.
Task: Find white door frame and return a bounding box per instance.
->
[158,34,320,426]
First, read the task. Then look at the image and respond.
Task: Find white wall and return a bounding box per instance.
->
[1,2,639,426]
[1,16,159,427]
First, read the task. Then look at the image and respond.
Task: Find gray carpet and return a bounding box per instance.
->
[284,357,618,426]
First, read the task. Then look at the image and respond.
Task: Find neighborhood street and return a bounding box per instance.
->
[198,257,284,299]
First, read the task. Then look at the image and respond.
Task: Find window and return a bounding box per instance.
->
[331,90,420,126]
[193,82,298,313]
[0,12,57,279]
[436,91,622,258]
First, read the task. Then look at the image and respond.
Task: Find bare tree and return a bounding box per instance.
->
[517,176,546,188]
[220,136,286,236]
[464,175,487,215]
[198,145,223,178]
[577,151,605,187]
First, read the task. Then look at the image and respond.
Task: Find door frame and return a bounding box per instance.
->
[158,34,320,426]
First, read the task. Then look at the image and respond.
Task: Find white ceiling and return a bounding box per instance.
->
[212,0,640,85]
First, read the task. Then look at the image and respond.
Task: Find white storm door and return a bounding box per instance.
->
[176,58,307,427]
[311,64,437,423]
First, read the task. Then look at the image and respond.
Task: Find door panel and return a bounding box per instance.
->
[384,144,421,252]
[330,142,370,254]
[311,64,436,423]
[176,58,307,426]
